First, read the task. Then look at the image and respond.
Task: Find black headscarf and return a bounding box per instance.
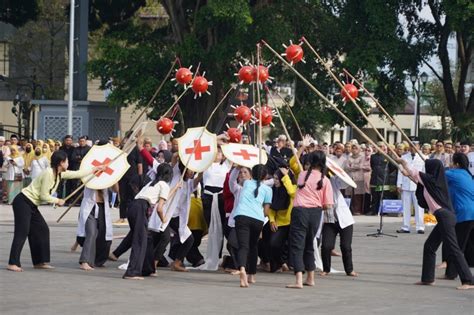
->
[415,159,454,212]
[271,169,291,210]
[158,150,172,163]
[266,155,288,176]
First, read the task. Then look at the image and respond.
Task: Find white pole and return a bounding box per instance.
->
[67,0,75,135]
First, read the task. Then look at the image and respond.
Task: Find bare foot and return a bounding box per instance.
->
[286,283,303,289]
[231,270,241,276]
[33,264,55,270]
[240,269,249,288]
[303,280,315,286]
[456,284,474,290]
[331,249,342,257]
[259,262,270,272]
[70,241,79,252]
[319,271,329,276]
[436,262,447,269]
[108,253,118,261]
[248,274,256,284]
[347,271,359,277]
[7,264,23,272]
[79,263,94,271]
[281,263,290,272]
[149,272,158,277]
[170,262,188,272]
[224,268,238,274]
[414,281,435,286]
[123,276,144,280]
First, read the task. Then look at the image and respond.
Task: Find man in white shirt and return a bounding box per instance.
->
[397,142,425,234]
[460,141,474,174]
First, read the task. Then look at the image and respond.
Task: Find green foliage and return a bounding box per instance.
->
[89,0,460,138]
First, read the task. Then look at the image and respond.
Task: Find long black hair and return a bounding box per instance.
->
[298,151,327,190]
[252,164,268,197]
[50,150,68,194]
[452,152,473,177]
[151,163,173,185]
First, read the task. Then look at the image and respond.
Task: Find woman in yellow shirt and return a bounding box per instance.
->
[7,150,103,272]
[267,167,297,272]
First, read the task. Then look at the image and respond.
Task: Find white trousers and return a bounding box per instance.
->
[401,190,424,231]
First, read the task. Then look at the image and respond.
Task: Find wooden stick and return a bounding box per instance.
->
[266,88,303,172]
[256,44,263,165]
[301,37,399,159]
[127,58,178,134]
[261,40,399,168]
[56,191,84,223]
[272,89,304,140]
[342,68,426,161]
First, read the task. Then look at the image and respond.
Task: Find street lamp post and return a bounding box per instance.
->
[409,72,428,138]
[12,80,45,140]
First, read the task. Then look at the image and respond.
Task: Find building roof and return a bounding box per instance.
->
[370,98,431,115]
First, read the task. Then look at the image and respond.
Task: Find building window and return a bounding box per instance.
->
[0,42,9,77]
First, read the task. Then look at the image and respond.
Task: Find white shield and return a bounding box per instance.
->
[221,143,268,168]
[326,157,357,188]
[178,127,217,173]
[80,143,130,190]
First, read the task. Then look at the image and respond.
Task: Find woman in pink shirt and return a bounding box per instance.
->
[287,151,334,289]
[398,158,473,290]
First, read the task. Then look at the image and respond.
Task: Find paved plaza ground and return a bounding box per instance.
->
[0,205,472,314]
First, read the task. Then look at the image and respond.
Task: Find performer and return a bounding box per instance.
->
[267,167,296,272]
[397,157,474,290]
[7,151,103,272]
[233,164,272,288]
[320,175,357,277]
[444,153,474,280]
[287,151,334,289]
[122,163,173,280]
[226,165,252,274]
[77,183,118,271]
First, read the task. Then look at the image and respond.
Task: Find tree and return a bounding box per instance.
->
[89,0,412,141]
[400,0,473,138]
[9,0,67,99]
[0,0,38,27]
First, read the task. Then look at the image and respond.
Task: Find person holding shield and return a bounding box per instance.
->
[7,150,106,272]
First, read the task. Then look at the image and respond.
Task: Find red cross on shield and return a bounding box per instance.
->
[178,127,217,173]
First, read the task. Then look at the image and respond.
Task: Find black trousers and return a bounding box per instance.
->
[167,217,194,262]
[235,215,264,275]
[269,225,290,272]
[118,177,140,219]
[446,220,474,279]
[321,222,354,274]
[9,193,50,266]
[113,232,131,259]
[363,193,371,215]
[421,209,473,284]
[258,222,271,264]
[124,199,149,277]
[186,230,205,266]
[369,189,382,214]
[289,207,322,273]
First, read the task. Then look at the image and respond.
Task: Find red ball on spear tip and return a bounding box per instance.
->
[254,105,274,127]
[226,126,243,143]
[235,65,255,85]
[282,40,305,65]
[156,117,176,135]
[192,72,213,99]
[340,83,359,102]
[172,66,193,88]
[232,104,253,125]
[253,65,272,84]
